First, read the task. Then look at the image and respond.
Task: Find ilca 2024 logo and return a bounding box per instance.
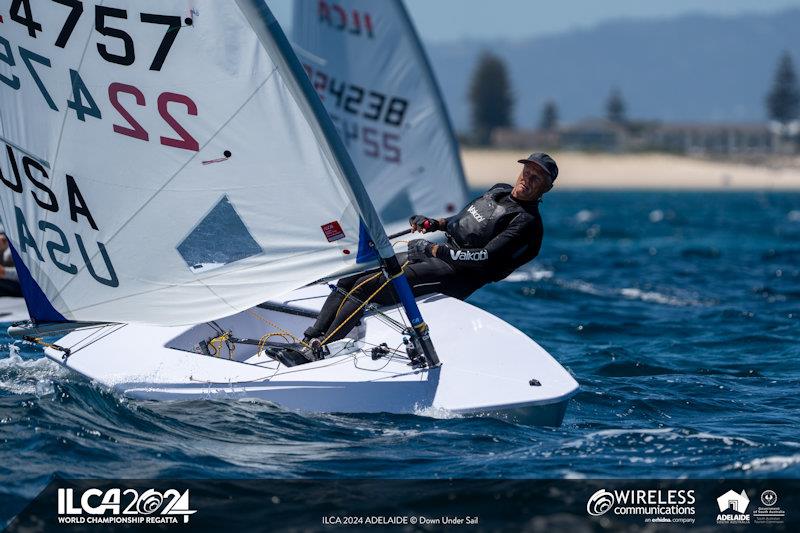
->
[57,487,196,525]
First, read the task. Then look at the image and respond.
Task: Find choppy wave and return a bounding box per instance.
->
[530,278,707,307]
[0,346,66,395]
[729,454,800,473]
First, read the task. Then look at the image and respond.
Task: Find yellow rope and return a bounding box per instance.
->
[257,332,291,357]
[28,337,65,352]
[240,259,410,355]
[320,261,409,345]
[208,332,235,359]
[331,240,411,320]
[246,309,309,348]
[334,271,382,318]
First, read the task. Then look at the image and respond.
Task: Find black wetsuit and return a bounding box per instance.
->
[304,183,544,342]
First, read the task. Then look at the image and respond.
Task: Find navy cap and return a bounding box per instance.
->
[518,152,558,181]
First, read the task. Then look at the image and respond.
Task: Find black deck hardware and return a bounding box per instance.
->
[371,343,391,360]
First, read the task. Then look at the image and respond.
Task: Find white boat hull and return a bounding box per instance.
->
[42,287,578,426]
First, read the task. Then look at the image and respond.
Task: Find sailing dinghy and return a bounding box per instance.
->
[1,0,577,425]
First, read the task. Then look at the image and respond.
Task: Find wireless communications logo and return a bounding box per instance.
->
[587,489,615,516]
[586,488,696,524]
[57,487,196,525]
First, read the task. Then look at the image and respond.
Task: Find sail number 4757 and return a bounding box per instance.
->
[0,1,200,152]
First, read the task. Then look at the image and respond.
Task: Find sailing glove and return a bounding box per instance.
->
[409,215,440,233]
[407,239,433,263]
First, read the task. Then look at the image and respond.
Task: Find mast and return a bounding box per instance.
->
[235,0,439,366]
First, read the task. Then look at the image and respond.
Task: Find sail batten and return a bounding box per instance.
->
[0,0,392,325]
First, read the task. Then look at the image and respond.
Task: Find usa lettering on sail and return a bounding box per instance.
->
[1,145,118,288]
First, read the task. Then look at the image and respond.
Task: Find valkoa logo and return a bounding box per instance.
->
[587,489,615,516]
[449,249,488,261]
[467,205,485,222]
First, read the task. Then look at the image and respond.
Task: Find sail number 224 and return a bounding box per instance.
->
[0,0,200,152]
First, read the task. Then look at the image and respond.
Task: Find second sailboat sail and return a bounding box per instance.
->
[292,0,469,222]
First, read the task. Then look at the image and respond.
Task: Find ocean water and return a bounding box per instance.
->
[1,191,799,521]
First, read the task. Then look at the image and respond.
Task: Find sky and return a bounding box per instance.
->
[269,0,800,42]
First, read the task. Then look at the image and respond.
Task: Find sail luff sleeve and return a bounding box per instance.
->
[234,0,394,260]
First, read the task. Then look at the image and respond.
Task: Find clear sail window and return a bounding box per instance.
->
[177,196,262,273]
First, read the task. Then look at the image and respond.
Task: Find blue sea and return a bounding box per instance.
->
[2,191,799,522]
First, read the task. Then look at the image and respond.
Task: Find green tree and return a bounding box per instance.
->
[766,51,800,126]
[606,87,627,124]
[539,100,559,131]
[468,52,514,145]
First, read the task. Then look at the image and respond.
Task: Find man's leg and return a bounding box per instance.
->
[317,255,465,344]
[303,269,379,341]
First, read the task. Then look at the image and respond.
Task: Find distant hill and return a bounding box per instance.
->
[425,8,800,132]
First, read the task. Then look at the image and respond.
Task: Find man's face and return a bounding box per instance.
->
[512,163,553,201]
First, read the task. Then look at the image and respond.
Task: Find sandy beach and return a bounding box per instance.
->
[461,149,800,190]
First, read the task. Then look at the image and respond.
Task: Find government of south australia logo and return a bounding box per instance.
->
[587,489,615,516]
[761,490,777,507]
[716,489,750,524]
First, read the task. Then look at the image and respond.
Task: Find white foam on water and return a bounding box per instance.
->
[649,209,665,223]
[620,288,701,307]
[0,348,67,395]
[555,277,706,307]
[592,428,676,439]
[557,279,605,296]
[504,267,555,283]
[380,428,423,438]
[413,405,463,420]
[788,210,800,222]
[573,209,595,223]
[561,428,677,449]
[729,453,800,473]
[687,432,758,447]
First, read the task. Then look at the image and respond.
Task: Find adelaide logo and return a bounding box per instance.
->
[587,489,615,516]
[716,489,750,524]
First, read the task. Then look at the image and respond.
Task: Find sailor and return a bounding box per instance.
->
[0,233,21,298]
[301,152,558,360]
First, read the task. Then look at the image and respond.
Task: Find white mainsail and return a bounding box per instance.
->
[0,0,390,325]
[292,0,469,222]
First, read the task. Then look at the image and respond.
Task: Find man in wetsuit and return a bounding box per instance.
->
[301,152,558,359]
